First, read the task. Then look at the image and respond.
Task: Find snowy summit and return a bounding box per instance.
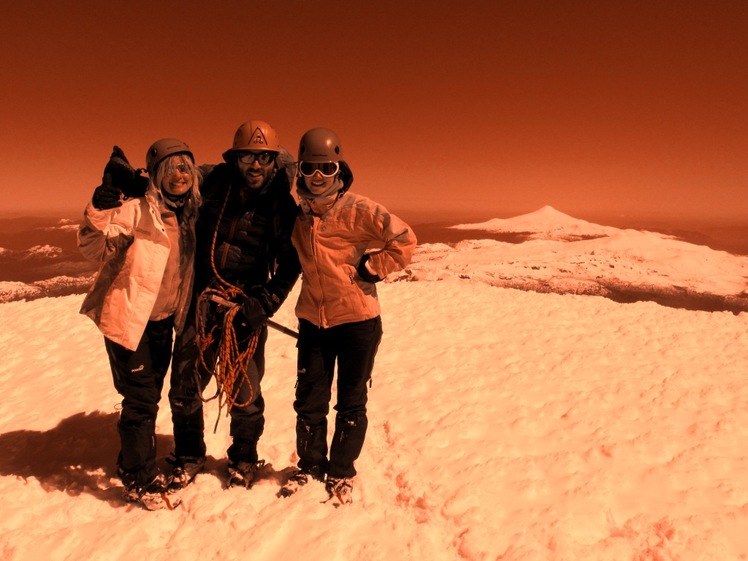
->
[1,207,748,560]
[407,206,748,313]
[451,205,618,240]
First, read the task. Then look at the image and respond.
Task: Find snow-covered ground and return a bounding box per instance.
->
[1,207,747,560]
[408,206,748,313]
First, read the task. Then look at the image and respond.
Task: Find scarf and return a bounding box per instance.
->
[297,176,345,216]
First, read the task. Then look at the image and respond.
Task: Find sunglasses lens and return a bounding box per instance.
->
[239,152,275,165]
[166,163,189,174]
[299,162,339,177]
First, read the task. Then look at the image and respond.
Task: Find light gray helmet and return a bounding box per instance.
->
[222,120,281,161]
[146,138,193,176]
[298,128,342,163]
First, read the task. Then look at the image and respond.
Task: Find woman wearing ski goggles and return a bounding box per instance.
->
[282,127,417,504]
[295,153,346,214]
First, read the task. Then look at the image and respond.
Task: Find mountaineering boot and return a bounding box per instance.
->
[167,455,207,490]
[277,466,325,498]
[325,477,353,506]
[122,472,181,511]
[227,459,266,489]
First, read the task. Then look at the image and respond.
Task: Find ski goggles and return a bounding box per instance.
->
[298,161,340,177]
[237,151,276,166]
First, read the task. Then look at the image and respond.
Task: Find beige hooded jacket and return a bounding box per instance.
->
[78,190,196,351]
[292,189,417,329]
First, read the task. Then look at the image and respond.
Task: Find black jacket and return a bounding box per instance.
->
[194,163,300,316]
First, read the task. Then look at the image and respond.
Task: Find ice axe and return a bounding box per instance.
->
[208,294,298,339]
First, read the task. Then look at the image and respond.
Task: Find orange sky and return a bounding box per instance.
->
[1,1,746,223]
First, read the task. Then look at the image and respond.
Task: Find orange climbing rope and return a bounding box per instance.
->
[194,182,261,427]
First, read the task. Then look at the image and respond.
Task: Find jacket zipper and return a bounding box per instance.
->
[310,217,325,327]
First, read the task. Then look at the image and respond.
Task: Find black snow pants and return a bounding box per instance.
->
[294,316,383,479]
[105,315,174,487]
[169,310,268,464]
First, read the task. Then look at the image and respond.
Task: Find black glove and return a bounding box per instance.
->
[250,285,281,317]
[240,296,268,331]
[357,254,382,283]
[103,145,149,199]
[92,173,123,210]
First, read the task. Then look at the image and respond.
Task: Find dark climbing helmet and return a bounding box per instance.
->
[145,138,193,176]
[298,128,343,163]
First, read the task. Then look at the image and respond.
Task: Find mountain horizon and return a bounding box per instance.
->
[451,205,619,241]
[1,207,747,312]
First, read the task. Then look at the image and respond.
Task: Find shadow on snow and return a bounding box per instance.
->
[0,411,297,507]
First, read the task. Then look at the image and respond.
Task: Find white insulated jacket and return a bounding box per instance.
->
[78,191,195,351]
[292,191,417,329]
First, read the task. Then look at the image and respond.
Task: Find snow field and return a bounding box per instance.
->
[1,278,747,560]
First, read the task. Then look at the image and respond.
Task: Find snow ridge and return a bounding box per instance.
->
[397,207,748,313]
[450,205,619,240]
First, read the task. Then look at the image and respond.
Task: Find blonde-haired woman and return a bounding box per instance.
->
[78,139,200,510]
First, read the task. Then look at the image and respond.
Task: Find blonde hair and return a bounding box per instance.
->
[150,154,202,232]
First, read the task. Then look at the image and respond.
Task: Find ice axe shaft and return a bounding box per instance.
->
[266,318,299,339]
[208,294,298,339]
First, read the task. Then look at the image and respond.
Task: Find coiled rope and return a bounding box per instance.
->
[194,182,261,429]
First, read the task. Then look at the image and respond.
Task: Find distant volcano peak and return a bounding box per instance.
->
[450,206,617,240]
